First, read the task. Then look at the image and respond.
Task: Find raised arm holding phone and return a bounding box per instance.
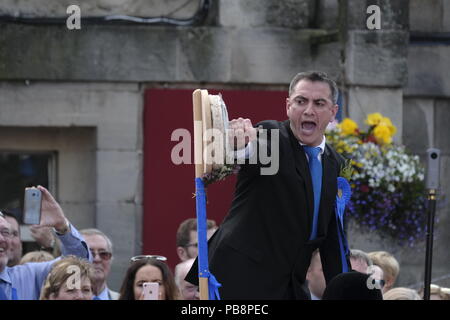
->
[0,186,92,300]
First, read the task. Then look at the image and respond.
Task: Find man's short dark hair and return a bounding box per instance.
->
[0,209,20,223]
[350,249,373,267]
[289,71,339,104]
[176,218,217,247]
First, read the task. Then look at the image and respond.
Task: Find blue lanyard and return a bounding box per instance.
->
[0,286,7,300]
[12,287,18,300]
[0,286,18,300]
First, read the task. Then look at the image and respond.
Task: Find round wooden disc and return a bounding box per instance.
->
[201,90,213,174]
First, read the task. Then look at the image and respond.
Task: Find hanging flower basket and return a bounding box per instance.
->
[326,113,427,247]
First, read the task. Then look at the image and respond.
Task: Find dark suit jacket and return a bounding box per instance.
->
[186,120,350,299]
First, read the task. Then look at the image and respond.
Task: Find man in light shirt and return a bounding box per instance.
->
[0,186,91,300]
[80,228,119,300]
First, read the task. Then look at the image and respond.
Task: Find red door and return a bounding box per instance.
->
[143,88,287,270]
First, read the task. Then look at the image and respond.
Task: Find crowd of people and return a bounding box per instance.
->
[2,191,449,301]
[0,192,220,300]
[306,247,450,300]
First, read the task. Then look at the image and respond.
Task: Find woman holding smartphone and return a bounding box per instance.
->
[119,255,180,300]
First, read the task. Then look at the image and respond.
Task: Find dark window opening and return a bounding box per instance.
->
[0,151,57,253]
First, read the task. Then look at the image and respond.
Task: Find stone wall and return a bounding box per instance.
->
[342,0,408,144]
[218,0,315,29]
[0,0,201,18]
[0,25,340,85]
[0,125,96,229]
[0,82,143,290]
[402,0,450,288]
[410,0,450,33]
[343,0,450,289]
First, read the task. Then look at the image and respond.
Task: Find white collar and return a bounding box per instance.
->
[298,136,326,155]
[0,267,12,285]
[97,286,111,300]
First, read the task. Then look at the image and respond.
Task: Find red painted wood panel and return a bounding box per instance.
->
[143,88,287,270]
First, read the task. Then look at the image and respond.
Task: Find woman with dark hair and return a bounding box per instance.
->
[119,255,180,300]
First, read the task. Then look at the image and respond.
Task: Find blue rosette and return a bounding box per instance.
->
[335,176,351,273]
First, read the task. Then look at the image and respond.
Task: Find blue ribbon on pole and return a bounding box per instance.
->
[335,177,351,273]
[195,177,222,300]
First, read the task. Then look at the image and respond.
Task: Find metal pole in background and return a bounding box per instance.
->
[424,188,436,300]
[423,148,440,300]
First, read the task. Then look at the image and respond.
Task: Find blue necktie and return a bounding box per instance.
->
[303,146,322,240]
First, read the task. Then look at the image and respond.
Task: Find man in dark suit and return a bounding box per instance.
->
[186,71,350,299]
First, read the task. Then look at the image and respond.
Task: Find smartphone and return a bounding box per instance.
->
[23,187,42,225]
[142,282,159,300]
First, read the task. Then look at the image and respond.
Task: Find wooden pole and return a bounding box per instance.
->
[193,89,204,178]
[192,89,209,300]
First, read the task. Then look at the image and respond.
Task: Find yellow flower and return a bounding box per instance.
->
[338,118,358,135]
[373,124,392,144]
[365,113,383,126]
[379,117,397,136]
